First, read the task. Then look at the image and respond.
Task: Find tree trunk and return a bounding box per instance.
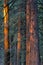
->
[26,0,31,65]
[17,6,21,65]
[3,0,10,65]
[26,0,39,65]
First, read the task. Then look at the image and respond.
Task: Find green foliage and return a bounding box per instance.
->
[37,0,43,64]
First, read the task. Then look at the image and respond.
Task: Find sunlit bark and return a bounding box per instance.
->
[4,0,9,51]
[3,0,10,65]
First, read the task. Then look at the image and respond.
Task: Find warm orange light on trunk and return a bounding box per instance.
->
[3,1,10,65]
[3,0,9,51]
[17,32,21,65]
[17,32,21,51]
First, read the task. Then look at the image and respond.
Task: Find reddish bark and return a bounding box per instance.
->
[26,0,31,65]
[26,0,39,65]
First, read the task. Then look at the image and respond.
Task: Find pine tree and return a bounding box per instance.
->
[26,0,40,65]
[3,0,10,65]
[0,0,43,65]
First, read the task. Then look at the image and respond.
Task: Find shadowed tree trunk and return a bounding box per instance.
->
[26,0,40,65]
[3,0,10,65]
[17,6,21,65]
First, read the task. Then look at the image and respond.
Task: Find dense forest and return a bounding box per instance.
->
[0,0,43,65]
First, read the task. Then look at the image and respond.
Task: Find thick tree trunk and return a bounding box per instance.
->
[26,0,39,65]
[3,0,10,65]
[26,0,31,65]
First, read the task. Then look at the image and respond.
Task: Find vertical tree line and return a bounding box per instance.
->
[26,0,40,65]
[17,6,21,65]
[3,0,40,65]
[26,0,31,65]
[3,0,10,65]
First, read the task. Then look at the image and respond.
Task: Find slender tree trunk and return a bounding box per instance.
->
[26,0,39,65]
[17,6,21,65]
[3,0,10,65]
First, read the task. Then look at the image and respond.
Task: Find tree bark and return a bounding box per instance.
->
[26,0,39,65]
[3,0,10,65]
[26,0,31,65]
